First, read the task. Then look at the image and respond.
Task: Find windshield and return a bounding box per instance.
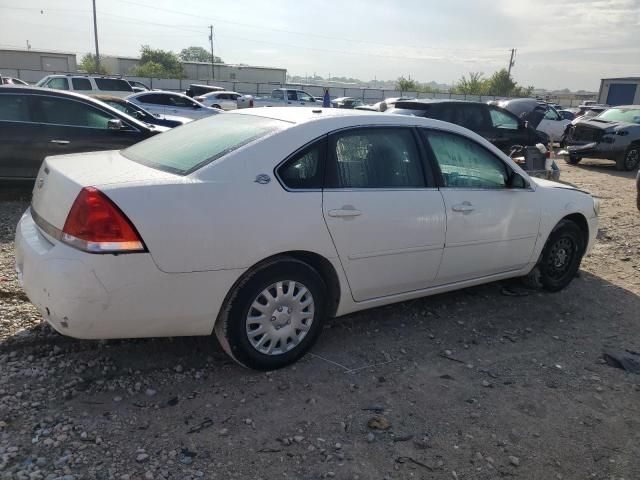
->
[123,114,287,175]
[596,108,640,124]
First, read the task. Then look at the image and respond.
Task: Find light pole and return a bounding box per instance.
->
[209,25,215,80]
[92,0,100,71]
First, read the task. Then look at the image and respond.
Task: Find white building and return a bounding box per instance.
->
[598,77,640,106]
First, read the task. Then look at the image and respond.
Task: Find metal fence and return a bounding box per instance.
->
[1,67,596,107]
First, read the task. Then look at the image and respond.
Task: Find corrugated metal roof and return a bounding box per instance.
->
[601,77,640,81]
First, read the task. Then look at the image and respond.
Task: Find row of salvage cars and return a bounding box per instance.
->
[3,84,603,370]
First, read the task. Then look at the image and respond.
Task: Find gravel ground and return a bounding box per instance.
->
[1,160,639,480]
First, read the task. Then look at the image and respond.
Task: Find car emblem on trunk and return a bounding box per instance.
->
[254,174,271,185]
[37,178,45,189]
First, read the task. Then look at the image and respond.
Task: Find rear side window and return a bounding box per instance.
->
[272,90,284,100]
[95,78,132,92]
[123,114,287,175]
[489,107,519,130]
[278,140,325,190]
[34,97,115,129]
[72,78,92,90]
[0,94,31,122]
[455,104,488,130]
[137,94,168,105]
[326,128,425,189]
[167,95,195,108]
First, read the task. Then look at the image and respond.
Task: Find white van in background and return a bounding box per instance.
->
[36,75,134,98]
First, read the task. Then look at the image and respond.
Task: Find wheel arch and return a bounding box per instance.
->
[213,250,342,333]
[559,212,589,249]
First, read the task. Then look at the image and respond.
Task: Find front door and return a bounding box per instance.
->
[322,127,446,302]
[422,129,540,284]
[487,105,531,153]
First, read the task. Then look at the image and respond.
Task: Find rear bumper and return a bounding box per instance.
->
[15,209,244,339]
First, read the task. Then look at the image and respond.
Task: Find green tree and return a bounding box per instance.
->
[452,72,487,95]
[130,45,184,78]
[396,76,418,92]
[78,53,108,75]
[179,46,222,63]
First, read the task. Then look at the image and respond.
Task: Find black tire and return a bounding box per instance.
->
[214,257,327,370]
[212,104,222,110]
[536,220,585,292]
[566,155,582,165]
[615,144,640,171]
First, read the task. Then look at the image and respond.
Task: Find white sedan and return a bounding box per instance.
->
[127,91,222,120]
[193,90,244,110]
[15,109,599,370]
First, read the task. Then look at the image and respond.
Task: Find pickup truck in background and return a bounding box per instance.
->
[236,88,322,108]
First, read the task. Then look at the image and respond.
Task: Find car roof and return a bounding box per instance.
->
[395,98,481,106]
[201,90,240,96]
[91,94,126,102]
[607,105,640,109]
[128,90,187,98]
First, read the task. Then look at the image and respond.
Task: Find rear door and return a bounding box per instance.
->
[133,93,169,116]
[31,94,146,158]
[0,93,42,179]
[322,126,446,301]
[452,103,493,139]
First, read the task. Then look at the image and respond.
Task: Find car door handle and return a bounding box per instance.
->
[328,207,362,218]
[452,202,474,212]
[50,139,70,145]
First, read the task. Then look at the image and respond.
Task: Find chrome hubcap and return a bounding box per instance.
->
[246,281,315,356]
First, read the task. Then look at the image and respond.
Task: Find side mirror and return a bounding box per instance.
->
[107,119,124,130]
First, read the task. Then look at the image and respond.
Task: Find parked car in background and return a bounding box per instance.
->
[127,91,222,120]
[237,88,320,108]
[185,84,224,98]
[358,97,417,112]
[92,95,192,128]
[127,80,150,93]
[558,109,576,121]
[571,105,609,125]
[15,108,598,370]
[331,97,365,109]
[389,99,551,154]
[496,99,572,143]
[2,77,29,86]
[36,75,134,98]
[193,90,244,110]
[566,105,640,171]
[0,87,163,180]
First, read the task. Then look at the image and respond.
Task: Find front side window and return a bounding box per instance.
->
[34,97,115,129]
[327,128,425,189]
[544,107,561,121]
[167,95,195,108]
[489,107,519,130]
[72,78,92,90]
[137,94,167,105]
[123,114,287,175]
[297,92,314,102]
[0,94,31,122]
[287,90,298,101]
[426,130,509,189]
[46,77,69,90]
[278,140,325,189]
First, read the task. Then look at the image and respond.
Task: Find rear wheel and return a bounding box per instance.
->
[212,104,222,110]
[215,258,327,370]
[616,144,640,171]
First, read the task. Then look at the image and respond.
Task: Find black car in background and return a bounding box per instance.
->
[331,97,365,109]
[91,95,191,128]
[0,87,163,180]
[389,99,550,153]
[185,84,224,98]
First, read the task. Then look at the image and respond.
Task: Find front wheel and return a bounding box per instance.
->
[535,220,585,292]
[616,145,640,171]
[566,155,582,165]
[215,258,327,370]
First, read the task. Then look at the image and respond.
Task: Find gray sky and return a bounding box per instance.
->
[1,0,639,91]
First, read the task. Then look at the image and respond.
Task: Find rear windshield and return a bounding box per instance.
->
[596,108,640,124]
[123,114,287,175]
[95,78,133,92]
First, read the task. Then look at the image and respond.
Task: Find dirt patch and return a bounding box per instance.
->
[0,161,639,479]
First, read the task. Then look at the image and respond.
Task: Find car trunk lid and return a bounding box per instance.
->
[31,150,180,230]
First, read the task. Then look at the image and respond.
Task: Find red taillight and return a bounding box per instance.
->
[62,187,145,253]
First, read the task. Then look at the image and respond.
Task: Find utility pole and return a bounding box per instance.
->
[507,48,516,78]
[92,0,100,70]
[209,25,215,80]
